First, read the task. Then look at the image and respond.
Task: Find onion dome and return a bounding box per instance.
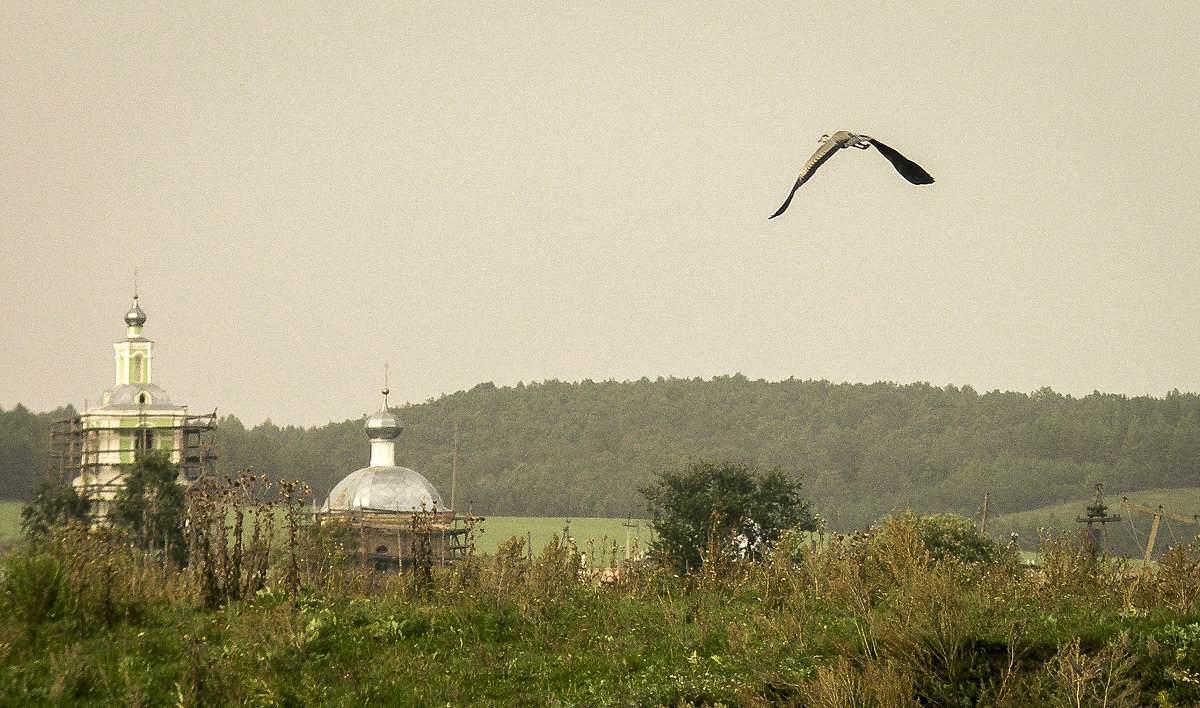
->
[125,295,147,327]
[365,388,402,440]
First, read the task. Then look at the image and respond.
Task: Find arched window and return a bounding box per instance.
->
[137,391,150,405]
[131,354,145,383]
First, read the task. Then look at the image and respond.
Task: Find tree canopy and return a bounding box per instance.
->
[641,460,815,572]
[4,379,1200,531]
[108,453,187,566]
[21,479,90,537]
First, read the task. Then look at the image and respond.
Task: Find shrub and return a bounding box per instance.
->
[21,479,91,537]
[1,547,71,631]
[908,512,1015,567]
[641,460,815,573]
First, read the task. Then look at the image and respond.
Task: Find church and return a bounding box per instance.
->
[317,388,467,570]
[49,293,217,520]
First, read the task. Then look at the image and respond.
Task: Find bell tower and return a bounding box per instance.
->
[111,292,153,392]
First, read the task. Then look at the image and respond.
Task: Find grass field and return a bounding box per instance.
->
[989,487,1200,527]
[469,515,653,560]
[0,501,20,542]
[0,500,652,561]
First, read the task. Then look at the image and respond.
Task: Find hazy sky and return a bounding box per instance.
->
[3,3,1198,427]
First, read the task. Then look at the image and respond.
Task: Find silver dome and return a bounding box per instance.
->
[321,465,444,513]
[125,296,147,327]
[365,407,402,440]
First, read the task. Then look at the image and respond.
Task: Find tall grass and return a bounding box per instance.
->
[5,508,1200,704]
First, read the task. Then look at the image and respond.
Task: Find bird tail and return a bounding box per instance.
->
[871,140,935,184]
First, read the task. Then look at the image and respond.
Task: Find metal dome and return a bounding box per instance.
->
[365,388,402,439]
[124,295,147,327]
[321,465,444,513]
[365,407,402,440]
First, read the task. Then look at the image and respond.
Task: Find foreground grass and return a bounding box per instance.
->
[7,519,1200,706]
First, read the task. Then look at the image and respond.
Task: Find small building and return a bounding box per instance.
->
[317,389,466,570]
[49,294,216,520]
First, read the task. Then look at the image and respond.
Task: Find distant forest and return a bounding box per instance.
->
[3,376,1199,530]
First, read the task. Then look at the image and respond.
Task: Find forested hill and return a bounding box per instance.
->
[0,403,76,502]
[5,377,1200,530]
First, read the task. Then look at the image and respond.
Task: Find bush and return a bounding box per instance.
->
[641,460,815,572]
[907,512,1015,567]
[21,480,91,537]
[1,548,72,631]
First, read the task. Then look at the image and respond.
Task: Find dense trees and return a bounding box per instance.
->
[108,453,187,566]
[641,460,815,571]
[0,404,73,501]
[4,379,1200,530]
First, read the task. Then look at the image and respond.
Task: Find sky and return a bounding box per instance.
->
[2,3,1198,427]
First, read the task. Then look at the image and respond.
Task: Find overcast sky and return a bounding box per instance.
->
[2,3,1198,427]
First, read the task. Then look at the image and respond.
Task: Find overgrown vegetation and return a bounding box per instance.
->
[20,479,89,538]
[6,489,1200,705]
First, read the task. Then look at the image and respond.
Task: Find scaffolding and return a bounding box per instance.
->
[47,410,218,492]
[311,508,480,572]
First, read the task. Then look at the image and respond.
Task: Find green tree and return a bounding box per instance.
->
[109,452,187,566]
[641,460,815,572]
[21,479,91,537]
[901,511,1014,566]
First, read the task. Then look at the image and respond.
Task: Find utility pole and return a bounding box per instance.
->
[1120,497,1197,567]
[979,492,990,534]
[1075,484,1121,556]
[622,517,636,563]
[450,420,459,511]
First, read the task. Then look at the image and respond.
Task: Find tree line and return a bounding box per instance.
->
[3,377,1199,529]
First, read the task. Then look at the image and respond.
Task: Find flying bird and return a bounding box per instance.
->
[770,131,934,218]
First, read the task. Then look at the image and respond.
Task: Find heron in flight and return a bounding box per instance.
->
[770,131,934,218]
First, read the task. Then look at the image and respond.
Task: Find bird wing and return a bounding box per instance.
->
[769,139,846,218]
[869,139,934,185]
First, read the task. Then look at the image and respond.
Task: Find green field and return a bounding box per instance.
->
[469,515,653,560]
[0,501,20,542]
[0,501,652,561]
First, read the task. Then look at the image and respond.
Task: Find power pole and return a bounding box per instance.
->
[1075,483,1121,555]
[1120,497,1197,566]
[979,492,990,534]
[450,420,459,511]
[622,517,636,563]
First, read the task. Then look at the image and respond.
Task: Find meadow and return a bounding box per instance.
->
[0,499,652,557]
[471,515,652,559]
[0,501,21,543]
[7,509,1200,706]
